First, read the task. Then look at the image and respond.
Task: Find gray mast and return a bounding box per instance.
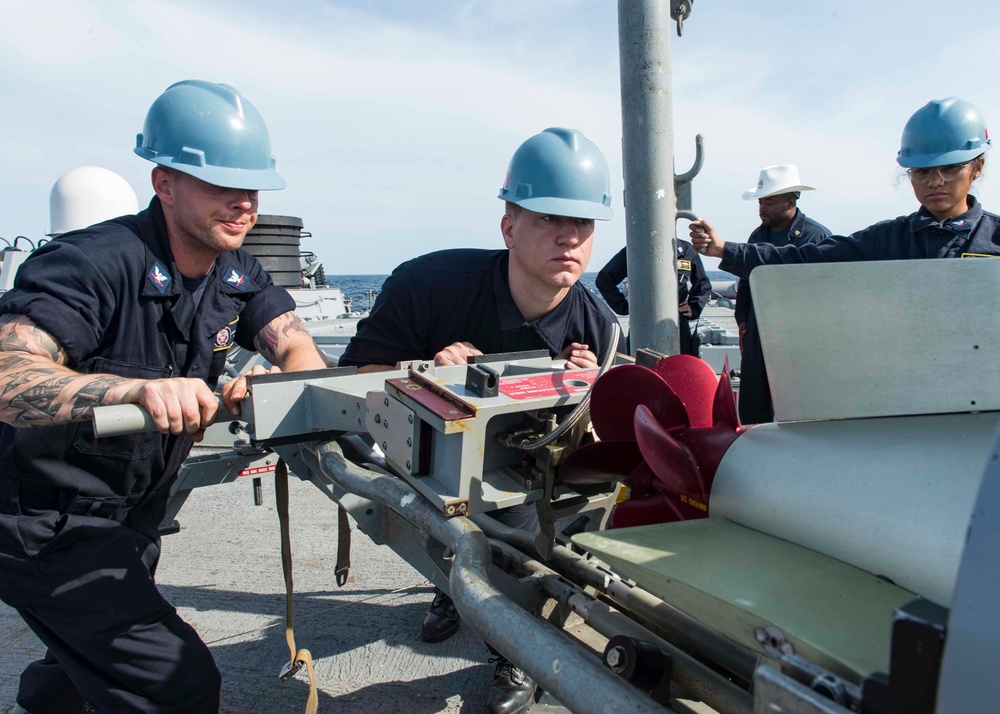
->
[618,0,679,355]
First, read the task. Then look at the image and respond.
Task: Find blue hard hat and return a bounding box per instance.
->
[897,97,992,168]
[135,80,285,190]
[498,128,613,220]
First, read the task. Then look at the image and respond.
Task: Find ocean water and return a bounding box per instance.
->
[327,270,736,313]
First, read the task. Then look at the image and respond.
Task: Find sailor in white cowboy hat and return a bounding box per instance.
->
[742,164,816,200]
[711,164,832,425]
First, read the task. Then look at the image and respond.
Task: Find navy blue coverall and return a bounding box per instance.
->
[594,240,711,356]
[721,197,1000,270]
[733,210,830,424]
[341,248,625,369]
[0,197,293,713]
[721,197,1000,424]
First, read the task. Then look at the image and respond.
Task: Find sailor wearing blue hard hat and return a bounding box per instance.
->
[342,127,622,372]
[341,127,625,714]
[0,80,328,714]
[691,97,999,270]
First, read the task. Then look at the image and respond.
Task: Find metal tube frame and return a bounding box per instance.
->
[488,537,754,714]
[301,439,670,714]
[472,514,759,686]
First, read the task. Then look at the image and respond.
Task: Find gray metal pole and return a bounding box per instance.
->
[619,0,679,355]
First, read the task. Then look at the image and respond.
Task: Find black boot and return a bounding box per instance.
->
[485,657,537,714]
[421,589,461,643]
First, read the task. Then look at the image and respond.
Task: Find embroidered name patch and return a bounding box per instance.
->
[147,261,172,294]
[224,268,249,292]
[214,317,239,352]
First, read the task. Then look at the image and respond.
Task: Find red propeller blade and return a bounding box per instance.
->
[712,356,740,430]
[651,354,719,428]
[634,404,706,505]
[590,365,689,442]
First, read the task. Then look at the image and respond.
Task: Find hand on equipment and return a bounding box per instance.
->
[434,341,484,366]
[222,363,283,419]
[117,377,219,441]
[560,342,598,369]
[689,220,723,258]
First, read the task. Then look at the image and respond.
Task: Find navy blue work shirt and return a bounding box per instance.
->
[595,240,712,318]
[0,197,293,518]
[721,197,1000,278]
[733,210,831,327]
[340,249,625,368]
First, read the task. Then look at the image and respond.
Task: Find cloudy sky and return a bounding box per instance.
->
[2,0,998,274]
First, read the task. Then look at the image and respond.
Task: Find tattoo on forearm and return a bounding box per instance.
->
[0,315,128,427]
[0,360,131,427]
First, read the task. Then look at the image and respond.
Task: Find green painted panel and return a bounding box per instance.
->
[573,518,915,681]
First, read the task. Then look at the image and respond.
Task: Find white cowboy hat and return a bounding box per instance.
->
[741,164,816,200]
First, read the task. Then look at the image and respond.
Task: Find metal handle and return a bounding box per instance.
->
[676,211,708,254]
[92,399,233,437]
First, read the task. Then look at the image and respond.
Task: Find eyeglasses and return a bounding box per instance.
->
[907,160,975,183]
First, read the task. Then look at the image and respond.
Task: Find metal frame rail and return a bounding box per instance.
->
[296,437,761,714]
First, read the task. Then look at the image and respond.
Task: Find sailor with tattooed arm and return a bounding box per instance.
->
[0,81,328,714]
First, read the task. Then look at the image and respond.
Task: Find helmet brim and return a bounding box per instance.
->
[896,145,991,168]
[140,153,286,190]
[506,196,614,221]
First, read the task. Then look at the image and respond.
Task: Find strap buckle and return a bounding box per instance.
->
[279,659,304,682]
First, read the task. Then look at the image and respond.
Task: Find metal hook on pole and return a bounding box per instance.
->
[674,134,705,216]
[671,0,694,37]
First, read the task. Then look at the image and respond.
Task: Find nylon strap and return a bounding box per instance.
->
[275,459,319,714]
[335,504,351,587]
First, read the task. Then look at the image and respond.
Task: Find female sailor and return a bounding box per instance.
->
[691,97,1000,264]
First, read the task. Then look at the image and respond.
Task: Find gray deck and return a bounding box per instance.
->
[0,476,492,713]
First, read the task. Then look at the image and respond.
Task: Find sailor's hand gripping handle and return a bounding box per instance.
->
[92,399,234,437]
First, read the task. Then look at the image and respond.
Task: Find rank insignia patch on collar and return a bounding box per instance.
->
[147,261,172,294]
[224,267,249,292]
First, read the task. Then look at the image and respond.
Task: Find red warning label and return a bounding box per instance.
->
[238,464,276,477]
[498,368,599,400]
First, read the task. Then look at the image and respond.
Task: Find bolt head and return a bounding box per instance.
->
[605,645,627,670]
